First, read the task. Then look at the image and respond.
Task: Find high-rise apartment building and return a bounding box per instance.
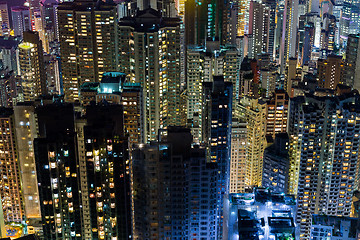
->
[230,120,247,193]
[18,31,46,101]
[80,72,144,146]
[202,76,232,238]
[35,101,133,240]
[237,96,267,188]
[13,104,41,224]
[265,90,289,138]
[0,108,24,224]
[262,133,289,193]
[132,127,219,239]
[288,93,360,239]
[0,72,22,108]
[184,0,229,45]
[35,104,83,239]
[248,1,270,57]
[317,55,343,89]
[280,0,298,70]
[132,127,190,239]
[122,83,144,146]
[57,0,117,102]
[119,8,182,142]
[343,34,360,91]
[285,58,297,96]
[82,105,132,240]
[187,42,240,142]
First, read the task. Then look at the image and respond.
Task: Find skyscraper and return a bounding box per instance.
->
[237,96,267,188]
[265,90,289,138]
[288,93,360,239]
[11,6,31,37]
[248,1,270,57]
[343,34,360,91]
[13,104,41,225]
[35,104,83,239]
[132,127,190,239]
[317,55,343,89]
[82,105,132,239]
[18,31,46,101]
[202,76,232,238]
[0,3,10,36]
[229,120,247,193]
[262,133,289,193]
[187,41,240,142]
[119,8,182,142]
[57,0,117,102]
[0,108,24,224]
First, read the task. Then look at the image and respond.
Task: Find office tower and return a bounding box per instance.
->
[0,108,24,223]
[81,105,132,239]
[317,55,343,89]
[202,76,232,238]
[310,215,359,239]
[34,104,83,239]
[19,31,46,101]
[288,93,360,239]
[262,133,289,193]
[248,1,270,57]
[11,6,31,37]
[230,120,247,193]
[0,3,9,36]
[187,42,240,142]
[226,189,297,240]
[132,127,191,239]
[237,96,267,188]
[58,0,117,102]
[119,8,181,142]
[344,34,360,91]
[265,90,289,138]
[13,104,41,226]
